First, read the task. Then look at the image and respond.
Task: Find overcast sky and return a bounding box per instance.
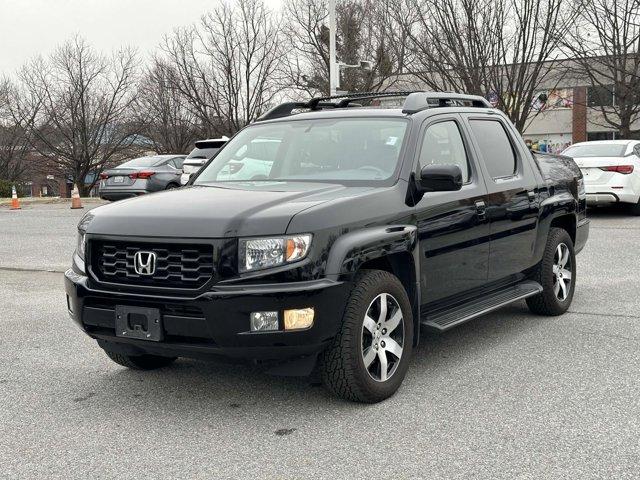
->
[0,0,284,75]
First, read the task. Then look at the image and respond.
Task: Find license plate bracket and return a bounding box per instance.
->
[115,305,162,341]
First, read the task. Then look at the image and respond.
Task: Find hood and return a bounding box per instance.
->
[84,182,371,238]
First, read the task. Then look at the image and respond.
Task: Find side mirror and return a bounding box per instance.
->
[417,164,463,192]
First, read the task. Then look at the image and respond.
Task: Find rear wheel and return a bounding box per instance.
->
[526,227,576,316]
[103,349,177,370]
[165,183,179,190]
[320,270,413,403]
[629,198,640,216]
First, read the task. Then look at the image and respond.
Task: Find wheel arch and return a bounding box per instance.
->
[325,225,421,346]
[549,214,577,244]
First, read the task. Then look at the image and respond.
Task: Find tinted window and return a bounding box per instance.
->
[562,143,627,158]
[168,157,184,168]
[419,121,470,182]
[586,131,615,142]
[469,120,517,179]
[186,147,221,160]
[588,85,614,107]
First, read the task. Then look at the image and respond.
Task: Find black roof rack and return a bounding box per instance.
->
[256,91,492,122]
[401,92,491,113]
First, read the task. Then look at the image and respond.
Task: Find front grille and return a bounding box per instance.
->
[91,240,214,289]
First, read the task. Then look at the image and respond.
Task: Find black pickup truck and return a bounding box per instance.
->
[65,91,589,403]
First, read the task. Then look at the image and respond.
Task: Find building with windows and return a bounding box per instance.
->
[389,60,638,154]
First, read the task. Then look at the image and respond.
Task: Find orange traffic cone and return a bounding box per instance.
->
[10,185,21,210]
[70,184,83,209]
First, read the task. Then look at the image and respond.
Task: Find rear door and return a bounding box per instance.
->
[415,114,491,304]
[463,114,541,282]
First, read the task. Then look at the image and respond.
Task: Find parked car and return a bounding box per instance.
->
[561,140,640,214]
[67,91,589,403]
[99,155,186,201]
[180,138,228,185]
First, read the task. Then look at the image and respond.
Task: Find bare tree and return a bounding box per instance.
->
[490,0,575,132]
[0,78,34,182]
[564,0,640,138]
[390,0,497,95]
[283,0,407,95]
[396,0,575,132]
[14,37,140,196]
[134,58,199,154]
[161,0,284,136]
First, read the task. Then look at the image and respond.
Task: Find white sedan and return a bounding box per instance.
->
[562,140,640,214]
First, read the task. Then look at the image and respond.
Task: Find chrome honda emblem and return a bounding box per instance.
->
[134,250,156,275]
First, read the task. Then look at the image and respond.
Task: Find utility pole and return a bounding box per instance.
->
[329,0,337,96]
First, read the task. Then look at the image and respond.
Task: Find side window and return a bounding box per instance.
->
[469,120,517,179]
[173,157,184,169]
[633,144,640,157]
[419,121,470,182]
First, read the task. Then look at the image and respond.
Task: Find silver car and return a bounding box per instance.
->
[99,155,185,201]
[180,138,228,185]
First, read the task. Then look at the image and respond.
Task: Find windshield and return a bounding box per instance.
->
[194,118,409,184]
[562,144,627,158]
[186,147,221,160]
[119,156,164,168]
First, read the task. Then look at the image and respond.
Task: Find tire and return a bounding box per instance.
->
[526,227,576,316]
[103,349,177,370]
[629,198,640,216]
[166,183,179,190]
[319,269,414,403]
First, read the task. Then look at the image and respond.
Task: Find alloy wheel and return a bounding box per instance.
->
[361,293,404,382]
[552,242,572,301]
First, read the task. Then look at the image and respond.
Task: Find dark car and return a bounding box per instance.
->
[98,154,186,201]
[66,91,589,403]
[180,138,228,185]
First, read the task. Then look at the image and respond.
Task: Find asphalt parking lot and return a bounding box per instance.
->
[1,203,639,479]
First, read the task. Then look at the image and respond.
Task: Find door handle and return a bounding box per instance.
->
[475,200,487,220]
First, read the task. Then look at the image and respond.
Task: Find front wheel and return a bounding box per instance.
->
[526,227,576,316]
[320,270,414,403]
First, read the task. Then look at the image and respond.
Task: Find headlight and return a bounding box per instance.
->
[239,234,312,272]
[76,230,86,260]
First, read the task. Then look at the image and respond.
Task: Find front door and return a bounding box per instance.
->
[414,115,491,305]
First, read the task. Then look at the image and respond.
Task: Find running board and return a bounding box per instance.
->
[421,281,542,332]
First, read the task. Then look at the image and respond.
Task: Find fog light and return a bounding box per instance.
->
[284,308,315,331]
[250,311,279,332]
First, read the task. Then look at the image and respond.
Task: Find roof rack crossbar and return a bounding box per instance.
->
[334,91,417,108]
[402,92,491,113]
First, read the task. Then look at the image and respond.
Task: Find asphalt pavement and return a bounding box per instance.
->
[1,203,639,479]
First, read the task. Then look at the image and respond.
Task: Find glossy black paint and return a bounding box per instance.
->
[67,104,588,372]
[418,164,463,192]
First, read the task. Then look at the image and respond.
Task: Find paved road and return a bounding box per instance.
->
[1,205,639,479]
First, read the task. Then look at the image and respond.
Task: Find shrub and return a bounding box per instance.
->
[0,179,13,198]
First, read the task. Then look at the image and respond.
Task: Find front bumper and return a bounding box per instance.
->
[64,269,350,364]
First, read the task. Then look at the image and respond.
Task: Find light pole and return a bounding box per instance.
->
[328,0,373,96]
[329,0,337,96]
